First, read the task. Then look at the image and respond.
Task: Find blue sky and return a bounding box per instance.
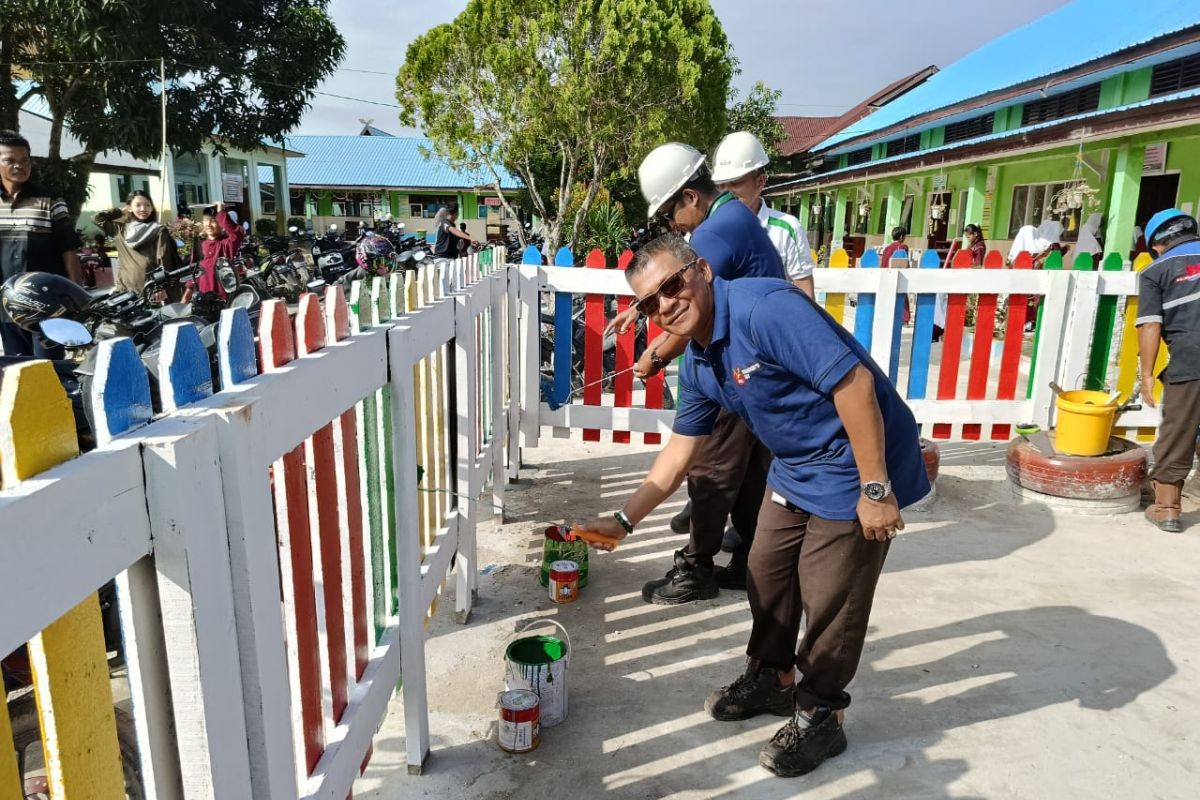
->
[295,0,1073,137]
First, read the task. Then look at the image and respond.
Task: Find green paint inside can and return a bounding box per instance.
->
[506,635,566,665]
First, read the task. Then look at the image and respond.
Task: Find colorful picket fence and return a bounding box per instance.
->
[0,248,510,797]
[519,246,1163,442]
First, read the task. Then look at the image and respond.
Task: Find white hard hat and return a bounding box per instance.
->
[711,131,770,183]
[638,142,707,219]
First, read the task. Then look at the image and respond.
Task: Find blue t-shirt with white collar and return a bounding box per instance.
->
[690,192,786,281]
[672,277,930,520]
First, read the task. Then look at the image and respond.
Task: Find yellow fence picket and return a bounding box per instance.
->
[824,248,851,325]
[0,362,125,799]
[1113,252,1167,440]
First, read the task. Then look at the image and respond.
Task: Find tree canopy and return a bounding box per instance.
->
[397,0,732,256]
[1,0,344,214]
[727,81,786,159]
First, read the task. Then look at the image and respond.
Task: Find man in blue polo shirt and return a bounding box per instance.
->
[623,142,786,604]
[583,234,928,778]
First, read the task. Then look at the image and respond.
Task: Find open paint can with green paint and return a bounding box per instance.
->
[540,526,589,589]
[504,619,571,727]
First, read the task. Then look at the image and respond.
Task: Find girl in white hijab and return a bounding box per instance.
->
[1009,224,1040,262]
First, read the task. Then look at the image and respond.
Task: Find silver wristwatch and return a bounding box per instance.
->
[862,481,892,502]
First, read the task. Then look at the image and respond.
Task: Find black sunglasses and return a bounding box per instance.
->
[653,192,684,228]
[635,260,697,317]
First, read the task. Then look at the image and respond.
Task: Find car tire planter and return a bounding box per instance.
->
[1006,434,1147,514]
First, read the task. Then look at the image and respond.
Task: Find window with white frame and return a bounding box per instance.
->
[1006,182,1082,240]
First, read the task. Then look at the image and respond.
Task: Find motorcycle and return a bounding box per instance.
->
[310,224,357,285]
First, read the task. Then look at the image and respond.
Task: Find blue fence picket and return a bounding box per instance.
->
[906,249,943,400]
[854,249,880,351]
[90,337,153,444]
[159,323,214,412]
[218,307,259,389]
[551,247,575,409]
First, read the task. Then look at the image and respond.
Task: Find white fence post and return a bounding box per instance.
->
[454,287,480,623]
[387,323,431,775]
[518,265,541,450]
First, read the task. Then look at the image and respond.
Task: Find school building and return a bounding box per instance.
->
[766,0,1200,265]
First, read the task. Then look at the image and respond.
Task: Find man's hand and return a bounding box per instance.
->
[574,515,629,542]
[858,494,904,542]
[635,347,663,380]
[606,305,639,336]
[1141,375,1158,408]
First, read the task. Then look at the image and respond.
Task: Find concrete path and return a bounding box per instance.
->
[358,434,1200,799]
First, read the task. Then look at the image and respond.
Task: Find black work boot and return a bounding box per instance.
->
[715,550,748,591]
[759,705,848,777]
[642,549,719,605]
[670,501,693,534]
[720,526,743,553]
[704,658,795,721]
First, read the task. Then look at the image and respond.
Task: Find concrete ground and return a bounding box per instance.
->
[357,434,1200,800]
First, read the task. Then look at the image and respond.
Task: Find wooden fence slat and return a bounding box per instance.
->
[583,248,607,441]
[297,293,350,732]
[1086,252,1126,390]
[259,299,326,780]
[218,307,258,389]
[91,338,183,800]
[854,248,880,350]
[613,249,635,444]
[931,249,974,439]
[0,362,126,799]
[410,270,435,550]
[1113,253,1166,440]
[374,277,399,617]
[644,315,665,446]
[1026,249,1065,398]
[352,281,388,641]
[325,285,370,679]
[962,250,1004,440]
[886,250,908,382]
[551,247,576,415]
[159,322,214,412]
[906,249,942,400]
[992,252,1034,440]
[825,248,851,325]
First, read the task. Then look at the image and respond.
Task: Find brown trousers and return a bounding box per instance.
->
[747,488,889,711]
[1150,379,1200,485]
[685,408,772,564]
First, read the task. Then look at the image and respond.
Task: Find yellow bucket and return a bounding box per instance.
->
[1054,390,1117,456]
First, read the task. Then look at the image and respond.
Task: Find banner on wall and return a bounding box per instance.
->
[221,173,245,202]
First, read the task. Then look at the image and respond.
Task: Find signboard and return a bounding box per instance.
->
[483,197,503,207]
[221,173,244,202]
[1143,143,1168,175]
[932,175,948,191]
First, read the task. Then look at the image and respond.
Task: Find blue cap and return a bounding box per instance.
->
[1145,208,1188,245]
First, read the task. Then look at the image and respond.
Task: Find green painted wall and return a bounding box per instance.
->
[317,190,332,216]
[461,191,479,219]
[1166,136,1200,213]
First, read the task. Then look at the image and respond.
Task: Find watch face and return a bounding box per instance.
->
[863,482,888,501]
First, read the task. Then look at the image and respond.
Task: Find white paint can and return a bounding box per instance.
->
[504,619,571,727]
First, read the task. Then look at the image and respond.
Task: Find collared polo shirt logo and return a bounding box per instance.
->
[1173,263,1200,283]
[733,362,761,385]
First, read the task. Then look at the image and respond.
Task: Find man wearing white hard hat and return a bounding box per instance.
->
[622,141,785,605]
[712,131,816,300]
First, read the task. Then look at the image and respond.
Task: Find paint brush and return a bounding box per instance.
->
[562,526,621,552]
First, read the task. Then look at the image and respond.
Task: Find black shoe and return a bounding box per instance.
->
[670,501,692,534]
[759,706,848,778]
[642,550,718,606]
[704,658,794,721]
[715,557,747,591]
[720,526,742,553]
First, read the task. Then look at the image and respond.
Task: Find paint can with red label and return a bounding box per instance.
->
[548,560,580,604]
[497,689,540,753]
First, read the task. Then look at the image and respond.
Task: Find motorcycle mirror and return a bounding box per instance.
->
[413,250,427,262]
[217,266,239,293]
[39,318,93,347]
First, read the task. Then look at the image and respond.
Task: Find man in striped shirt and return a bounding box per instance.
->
[0,130,82,356]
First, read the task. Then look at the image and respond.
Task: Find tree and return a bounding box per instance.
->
[726,81,786,158]
[1,0,344,215]
[397,0,732,257]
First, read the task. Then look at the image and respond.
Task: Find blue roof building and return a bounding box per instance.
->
[767,0,1200,263]
[274,133,522,238]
